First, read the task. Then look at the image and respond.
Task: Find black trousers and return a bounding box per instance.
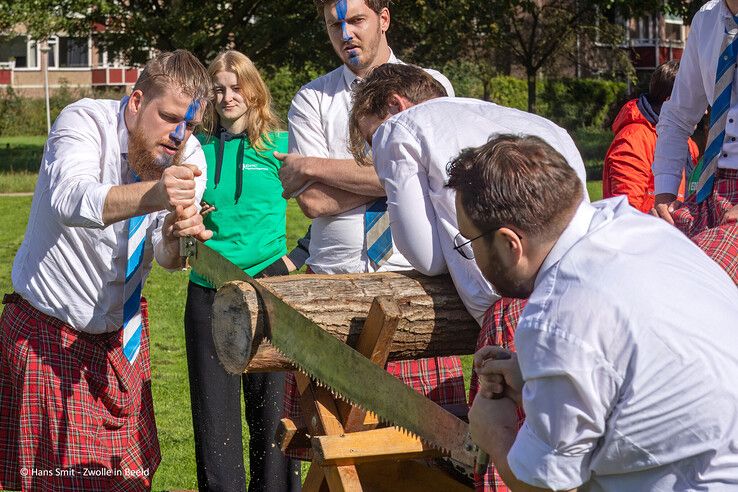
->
[185,281,301,492]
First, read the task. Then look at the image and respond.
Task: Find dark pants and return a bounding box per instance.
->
[185,281,301,492]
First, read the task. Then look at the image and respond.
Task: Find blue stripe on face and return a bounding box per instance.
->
[170,99,201,142]
[336,0,352,42]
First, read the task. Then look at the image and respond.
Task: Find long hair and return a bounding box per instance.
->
[204,50,280,151]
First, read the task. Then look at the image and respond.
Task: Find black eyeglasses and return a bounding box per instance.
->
[453,228,522,260]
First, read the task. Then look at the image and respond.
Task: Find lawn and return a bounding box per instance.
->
[0,133,606,490]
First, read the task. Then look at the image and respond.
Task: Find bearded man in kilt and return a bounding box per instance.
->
[0,50,212,491]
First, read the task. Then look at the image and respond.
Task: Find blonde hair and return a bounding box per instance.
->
[204,50,281,151]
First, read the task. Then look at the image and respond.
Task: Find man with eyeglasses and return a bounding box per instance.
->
[452,134,738,491]
[348,63,589,325]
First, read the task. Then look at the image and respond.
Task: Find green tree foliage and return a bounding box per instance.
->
[1,0,694,114]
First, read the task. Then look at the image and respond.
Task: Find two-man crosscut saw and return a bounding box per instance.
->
[181,237,479,472]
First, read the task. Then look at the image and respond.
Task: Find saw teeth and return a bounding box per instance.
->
[264,337,460,457]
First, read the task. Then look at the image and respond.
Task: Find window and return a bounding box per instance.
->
[59,37,89,67]
[664,15,684,43]
[47,36,90,68]
[0,35,39,68]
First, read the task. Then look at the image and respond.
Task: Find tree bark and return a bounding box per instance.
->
[211,272,481,374]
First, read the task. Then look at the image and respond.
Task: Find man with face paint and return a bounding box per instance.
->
[0,50,211,491]
[276,0,466,455]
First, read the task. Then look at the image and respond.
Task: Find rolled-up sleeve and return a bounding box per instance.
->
[508,320,621,490]
[44,108,112,229]
[372,121,447,275]
[288,88,329,158]
[654,14,707,196]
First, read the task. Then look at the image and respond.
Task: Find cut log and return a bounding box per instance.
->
[212,272,480,374]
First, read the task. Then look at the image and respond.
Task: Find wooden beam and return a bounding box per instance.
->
[338,296,401,431]
[312,427,444,466]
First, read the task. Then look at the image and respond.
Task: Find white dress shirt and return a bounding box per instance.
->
[654,0,738,195]
[371,97,589,324]
[12,98,207,334]
[507,197,738,491]
[287,50,455,274]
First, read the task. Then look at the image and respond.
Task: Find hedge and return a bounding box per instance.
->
[0,70,626,137]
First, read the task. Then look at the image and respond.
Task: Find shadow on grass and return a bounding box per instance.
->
[0,143,43,173]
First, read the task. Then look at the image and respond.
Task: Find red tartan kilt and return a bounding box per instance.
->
[671,169,738,284]
[0,294,160,492]
[469,298,527,492]
[692,222,738,284]
[673,168,738,236]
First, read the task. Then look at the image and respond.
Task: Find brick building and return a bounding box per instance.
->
[0,29,141,97]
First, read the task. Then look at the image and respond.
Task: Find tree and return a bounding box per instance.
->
[391,0,694,113]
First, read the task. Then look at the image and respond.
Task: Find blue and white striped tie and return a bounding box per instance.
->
[365,197,393,270]
[694,15,738,203]
[123,170,147,363]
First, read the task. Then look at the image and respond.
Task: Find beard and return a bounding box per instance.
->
[484,252,533,299]
[127,126,184,181]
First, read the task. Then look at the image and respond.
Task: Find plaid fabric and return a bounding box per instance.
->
[282,268,466,459]
[0,294,160,492]
[692,222,738,285]
[673,168,738,237]
[468,298,527,492]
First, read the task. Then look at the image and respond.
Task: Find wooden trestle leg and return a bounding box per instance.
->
[281,296,472,492]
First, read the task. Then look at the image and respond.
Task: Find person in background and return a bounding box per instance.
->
[603,60,699,212]
[348,63,589,491]
[184,50,302,492]
[277,0,466,449]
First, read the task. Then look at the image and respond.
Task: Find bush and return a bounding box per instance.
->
[0,87,24,137]
[441,70,626,131]
[264,63,324,124]
[539,78,627,130]
[0,81,128,137]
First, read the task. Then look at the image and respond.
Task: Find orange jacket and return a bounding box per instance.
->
[603,99,698,213]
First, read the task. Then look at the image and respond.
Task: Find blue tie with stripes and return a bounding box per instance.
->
[123,165,146,363]
[694,14,738,203]
[365,197,393,270]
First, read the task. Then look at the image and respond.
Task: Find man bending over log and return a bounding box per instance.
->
[347,63,591,489]
[0,50,212,491]
[451,134,738,490]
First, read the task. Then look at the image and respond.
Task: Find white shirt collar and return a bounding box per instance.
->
[721,0,733,19]
[534,200,596,289]
[341,48,398,90]
[118,96,130,155]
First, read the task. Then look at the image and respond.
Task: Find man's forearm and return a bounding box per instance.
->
[308,157,385,196]
[484,427,554,492]
[296,182,376,218]
[103,181,164,225]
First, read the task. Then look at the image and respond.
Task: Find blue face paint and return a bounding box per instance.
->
[336,0,354,45]
[336,0,360,65]
[169,99,201,143]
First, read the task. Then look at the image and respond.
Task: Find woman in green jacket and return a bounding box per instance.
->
[185,50,302,492]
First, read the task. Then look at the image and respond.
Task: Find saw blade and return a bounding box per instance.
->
[186,239,478,468]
